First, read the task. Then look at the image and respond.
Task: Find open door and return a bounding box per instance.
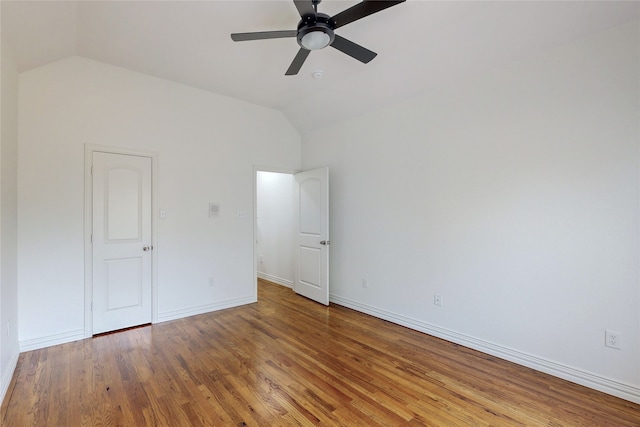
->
[294,167,329,305]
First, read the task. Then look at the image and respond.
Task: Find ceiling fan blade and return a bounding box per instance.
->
[330,34,377,64]
[231,30,297,42]
[294,0,316,18]
[331,0,405,29]
[285,48,311,75]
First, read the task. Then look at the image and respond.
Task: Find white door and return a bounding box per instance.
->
[294,167,329,305]
[92,152,152,334]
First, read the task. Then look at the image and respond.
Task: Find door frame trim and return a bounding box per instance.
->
[84,144,159,338]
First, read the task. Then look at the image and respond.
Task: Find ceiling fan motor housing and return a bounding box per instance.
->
[297,13,335,50]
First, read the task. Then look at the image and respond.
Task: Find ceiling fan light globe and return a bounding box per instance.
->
[301,31,331,50]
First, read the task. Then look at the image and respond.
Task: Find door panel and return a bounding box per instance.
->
[106,258,143,310]
[93,152,152,334]
[106,168,142,241]
[299,179,322,234]
[294,167,329,305]
[298,246,321,288]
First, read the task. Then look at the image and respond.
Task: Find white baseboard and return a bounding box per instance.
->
[17,297,255,353]
[329,294,640,405]
[19,329,86,352]
[157,296,256,323]
[0,350,19,404]
[257,272,293,288]
[15,292,639,404]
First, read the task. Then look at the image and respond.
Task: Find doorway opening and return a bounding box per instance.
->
[84,145,158,338]
[254,166,330,305]
[255,170,296,290]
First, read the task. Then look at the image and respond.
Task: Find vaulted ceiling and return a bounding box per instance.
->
[3,1,638,133]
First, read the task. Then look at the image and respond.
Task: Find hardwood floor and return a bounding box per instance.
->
[2,279,639,426]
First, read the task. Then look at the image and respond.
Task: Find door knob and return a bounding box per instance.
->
[320,240,330,246]
[143,246,151,251]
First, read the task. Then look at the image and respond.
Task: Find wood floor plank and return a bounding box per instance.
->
[2,279,639,426]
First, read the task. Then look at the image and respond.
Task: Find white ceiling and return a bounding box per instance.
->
[2,1,638,133]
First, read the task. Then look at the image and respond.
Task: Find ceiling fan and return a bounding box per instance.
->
[230,0,406,76]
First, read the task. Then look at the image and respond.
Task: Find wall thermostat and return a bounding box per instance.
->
[209,203,220,218]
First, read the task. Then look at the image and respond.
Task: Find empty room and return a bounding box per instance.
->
[1,0,639,425]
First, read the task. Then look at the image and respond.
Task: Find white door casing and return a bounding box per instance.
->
[294,167,329,305]
[92,152,153,334]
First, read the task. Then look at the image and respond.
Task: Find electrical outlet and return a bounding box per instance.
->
[605,330,621,349]
[434,294,443,307]
[362,279,368,289]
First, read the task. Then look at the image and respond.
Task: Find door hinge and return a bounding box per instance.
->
[91,165,93,176]
[90,301,93,311]
[90,233,93,244]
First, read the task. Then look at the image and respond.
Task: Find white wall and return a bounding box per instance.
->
[302,21,640,402]
[256,171,294,287]
[17,57,301,348]
[0,14,20,401]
